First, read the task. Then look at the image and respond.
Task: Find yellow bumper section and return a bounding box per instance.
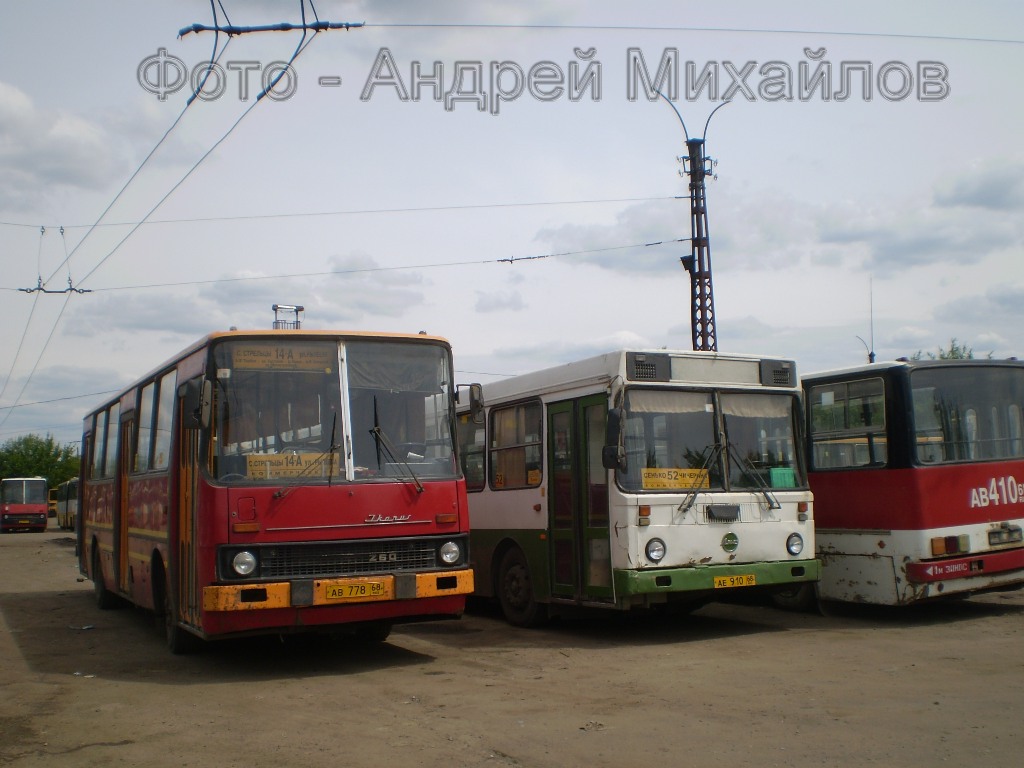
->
[202,569,474,612]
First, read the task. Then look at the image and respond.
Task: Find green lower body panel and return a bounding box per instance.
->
[614,559,820,596]
[470,529,549,598]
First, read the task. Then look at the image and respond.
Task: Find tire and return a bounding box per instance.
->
[650,598,708,618]
[497,547,547,628]
[92,546,119,610]
[352,621,393,644]
[157,565,202,655]
[771,583,818,613]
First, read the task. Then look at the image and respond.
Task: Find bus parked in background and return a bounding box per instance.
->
[55,478,79,532]
[797,359,1024,606]
[79,329,476,652]
[48,487,58,518]
[458,349,818,626]
[0,477,49,533]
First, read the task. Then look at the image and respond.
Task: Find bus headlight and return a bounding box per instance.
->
[786,533,804,556]
[439,541,462,565]
[646,538,667,563]
[232,550,258,576]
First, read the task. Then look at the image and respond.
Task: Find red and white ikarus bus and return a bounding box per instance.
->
[801,358,1024,606]
[1,477,49,533]
[79,330,476,652]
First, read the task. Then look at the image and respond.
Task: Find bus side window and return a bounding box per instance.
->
[488,401,542,490]
[809,378,886,470]
[135,381,156,473]
[153,370,177,470]
[964,408,979,460]
[103,404,120,478]
[1009,404,1023,458]
[91,411,107,479]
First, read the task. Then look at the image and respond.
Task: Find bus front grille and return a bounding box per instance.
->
[258,540,438,579]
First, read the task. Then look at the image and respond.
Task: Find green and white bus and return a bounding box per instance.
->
[457,349,819,625]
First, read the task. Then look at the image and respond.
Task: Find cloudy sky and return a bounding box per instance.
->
[2,1,1022,447]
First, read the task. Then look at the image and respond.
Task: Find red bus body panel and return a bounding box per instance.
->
[810,460,1024,602]
[811,462,1024,532]
[0,502,49,532]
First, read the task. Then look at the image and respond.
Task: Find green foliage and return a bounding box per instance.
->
[910,338,992,361]
[0,434,80,488]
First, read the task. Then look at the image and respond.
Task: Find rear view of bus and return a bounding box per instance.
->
[79,331,474,652]
[805,359,1024,605]
[0,477,49,533]
[460,350,819,626]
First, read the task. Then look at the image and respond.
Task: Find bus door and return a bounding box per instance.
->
[547,395,613,604]
[176,384,202,628]
[117,418,133,594]
[77,433,89,569]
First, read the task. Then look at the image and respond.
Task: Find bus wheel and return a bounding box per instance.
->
[156,567,201,655]
[497,547,547,628]
[353,621,392,644]
[91,547,118,610]
[771,584,817,613]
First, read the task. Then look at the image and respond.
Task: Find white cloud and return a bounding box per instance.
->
[0,82,127,211]
[934,157,1024,211]
[474,289,526,312]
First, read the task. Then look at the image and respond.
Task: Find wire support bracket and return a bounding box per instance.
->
[179,20,364,37]
[18,277,91,295]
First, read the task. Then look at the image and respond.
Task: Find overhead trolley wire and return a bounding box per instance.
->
[0,288,74,434]
[0,291,74,434]
[362,21,1023,46]
[43,0,238,288]
[19,227,90,295]
[72,1,347,290]
[1,1,238,433]
[70,235,689,292]
[0,196,678,231]
[2,1,366,441]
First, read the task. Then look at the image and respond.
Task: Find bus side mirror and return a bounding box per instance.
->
[459,383,485,424]
[602,445,625,471]
[180,378,212,429]
[602,407,626,471]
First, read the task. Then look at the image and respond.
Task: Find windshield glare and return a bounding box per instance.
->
[911,367,1024,463]
[618,389,803,493]
[211,339,457,483]
[1,480,47,504]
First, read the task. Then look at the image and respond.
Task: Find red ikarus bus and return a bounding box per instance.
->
[79,330,476,652]
[793,358,1024,606]
[1,477,49,533]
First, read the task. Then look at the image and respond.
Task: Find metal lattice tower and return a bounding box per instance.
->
[680,138,717,352]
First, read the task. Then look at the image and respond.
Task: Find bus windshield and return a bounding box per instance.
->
[1,479,48,504]
[618,389,803,492]
[912,366,1024,464]
[212,339,457,483]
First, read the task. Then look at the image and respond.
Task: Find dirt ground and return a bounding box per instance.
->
[1,529,1022,768]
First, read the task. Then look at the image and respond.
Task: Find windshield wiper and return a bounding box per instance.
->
[369,426,424,493]
[678,443,723,514]
[273,414,342,499]
[724,442,780,510]
[327,412,338,488]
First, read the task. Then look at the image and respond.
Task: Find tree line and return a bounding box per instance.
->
[0,434,79,490]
